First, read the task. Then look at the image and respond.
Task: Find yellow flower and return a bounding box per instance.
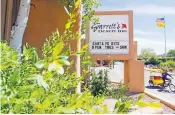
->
[34,104,42,109]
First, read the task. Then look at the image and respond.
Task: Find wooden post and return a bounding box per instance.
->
[1,0,7,40]
[4,0,13,42]
[75,2,82,93]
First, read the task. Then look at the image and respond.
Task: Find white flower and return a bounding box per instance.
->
[48,61,65,75]
[41,81,49,90]
[35,74,49,90]
[57,66,64,75]
[42,71,46,75]
[64,60,70,66]
[48,62,57,71]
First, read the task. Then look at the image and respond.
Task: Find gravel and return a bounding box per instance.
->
[129,92,175,114]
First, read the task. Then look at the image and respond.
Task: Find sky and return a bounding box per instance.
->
[97,0,175,55]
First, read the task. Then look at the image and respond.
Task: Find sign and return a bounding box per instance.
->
[89,15,129,54]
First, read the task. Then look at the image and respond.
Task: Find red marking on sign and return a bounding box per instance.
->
[121,24,127,29]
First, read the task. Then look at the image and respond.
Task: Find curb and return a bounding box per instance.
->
[144,90,175,110]
[144,68,175,75]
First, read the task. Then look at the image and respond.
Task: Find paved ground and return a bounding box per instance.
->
[103,94,175,114]
[144,70,175,107]
[92,62,175,108]
[129,93,175,114]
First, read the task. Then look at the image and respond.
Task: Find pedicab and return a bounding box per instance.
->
[148,69,175,92]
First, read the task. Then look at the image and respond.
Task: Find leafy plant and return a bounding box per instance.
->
[80,44,93,91]
[110,83,132,114]
[160,60,175,68]
[145,57,161,65]
[58,0,101,34]
[114,99,133,114]
[0,42,39,113]
[108,82,130,101]
[0,41,18,69]
[90,69,110,96]
[0,0,107,114]
[135,93,162,108]
[58,0,101,93]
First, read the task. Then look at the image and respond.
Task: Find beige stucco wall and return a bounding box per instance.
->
[22,1,144,93]
[22,0,81,92]
[124,60,129,84]
[129,60,145,92]
[123,43,144,92]
[22,0,80,55]
[133,41,138,60]
[23,0,68,55]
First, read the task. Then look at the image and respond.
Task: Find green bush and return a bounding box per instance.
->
[138,57,175,64]
[0,35,106,114]
[0,1,106,113]
[160,60,175,68]
[114,99,133,114]
[108,83,130,101]
[144,57,162,65]
[167,60,175,68]
[90,69,109,96]
[80,44,93,91]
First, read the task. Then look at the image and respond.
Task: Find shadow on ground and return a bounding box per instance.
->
[129,92,141,96]
[145,86,175,94]
[146,86,162,89]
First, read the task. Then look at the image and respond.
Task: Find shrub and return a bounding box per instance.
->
[0,0,105,113]
[144,57,161,65]
[160,60,175,69]
[80,44,92,91]
[0,34,106,114]
[114,99,133,114]
[90,69,109,96]
[108,83,130,101]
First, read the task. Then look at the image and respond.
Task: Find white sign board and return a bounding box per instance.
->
[89,15,129,54]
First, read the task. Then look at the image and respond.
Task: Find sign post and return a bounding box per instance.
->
[86,11,145,92]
